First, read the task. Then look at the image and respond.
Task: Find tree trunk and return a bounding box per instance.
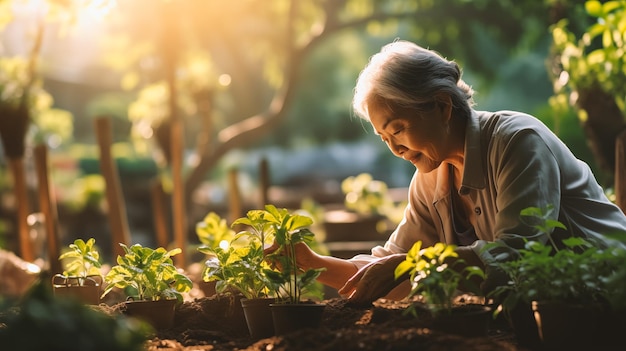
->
[576,85,626,177]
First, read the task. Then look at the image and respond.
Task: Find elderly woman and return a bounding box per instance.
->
[267,40,626,304]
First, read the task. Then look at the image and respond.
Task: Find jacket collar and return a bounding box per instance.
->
[459,110,487,195]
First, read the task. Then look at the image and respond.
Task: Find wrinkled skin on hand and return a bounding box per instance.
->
[338,253,408,306]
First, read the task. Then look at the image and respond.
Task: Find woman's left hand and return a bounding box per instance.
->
[338,253,408,306]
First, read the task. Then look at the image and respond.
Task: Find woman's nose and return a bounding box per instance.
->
[387,139,406,157]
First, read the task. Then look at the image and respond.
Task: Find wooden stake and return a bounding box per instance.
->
[33,144,62,274]
[616,130,626,214]
[228,167,242,224]
[259,158,270,208]
[170,118,187,268]
[9,157,34,262]
[94,117,131,259]
[151,178,170,249]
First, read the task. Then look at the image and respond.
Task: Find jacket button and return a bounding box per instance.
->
[474,207,481,215]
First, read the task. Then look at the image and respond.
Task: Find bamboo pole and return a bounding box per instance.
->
[33,144,62,274]
[259,158,270,208]
[9,157,34,262]
[616,130,626,214]
[94,117,131,259]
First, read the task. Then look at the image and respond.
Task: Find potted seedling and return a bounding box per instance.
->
[261,205,326,335]
[324,173,404,243]
[394,240,490,337]
[198,210,276,339]
[195,211,237,297]
[486,205,619,350]
[53,238,103,304]
[101,243,193,330]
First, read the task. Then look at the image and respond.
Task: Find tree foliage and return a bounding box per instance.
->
[549,0,626,175]
[4,0,615,199]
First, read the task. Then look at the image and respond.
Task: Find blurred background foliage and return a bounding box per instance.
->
[1,0,624,255]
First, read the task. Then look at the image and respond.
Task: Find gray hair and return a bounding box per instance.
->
[352,40,475,121]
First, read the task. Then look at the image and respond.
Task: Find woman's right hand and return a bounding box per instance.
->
[263,241,317,271]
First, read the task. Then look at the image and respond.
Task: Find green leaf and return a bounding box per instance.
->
[394,260,414,279]
[585,1,602,17]
[603,29,613,48]
[602,1,622,14]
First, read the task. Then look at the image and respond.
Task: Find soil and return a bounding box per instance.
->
[100,294,526,351]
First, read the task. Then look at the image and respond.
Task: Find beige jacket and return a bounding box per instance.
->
[351,110,626,269]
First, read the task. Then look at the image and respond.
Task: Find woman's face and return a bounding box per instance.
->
[367,98,454,173]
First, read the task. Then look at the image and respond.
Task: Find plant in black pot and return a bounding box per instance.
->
[53,238,103,305]
[394,240,490,337]
[486,206,619,350]
[261,205,326,335]
[198,210,277,339]
[101,243,193,330]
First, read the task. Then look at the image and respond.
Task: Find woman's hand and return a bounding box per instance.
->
[338,253,408,306]
[263,240,317,271]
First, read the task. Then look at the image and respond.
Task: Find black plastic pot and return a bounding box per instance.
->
[241,297,276,339]
[125,299,177,330]
[429,304,493,337]
[270,303,326,335]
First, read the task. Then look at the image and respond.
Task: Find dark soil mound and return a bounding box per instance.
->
[103,295,524,351]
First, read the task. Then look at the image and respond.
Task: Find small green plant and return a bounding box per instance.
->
[198,211,274,299]
[261,205,325,304]
[102,243,193,302]
[602,231,626,311]
[0,280,151,351]
[196,212,235,249]
[342,173,389,215]
[58,238,102,286]
[394,241,485,317]
[486,205,618,317]
[341,173,406,224]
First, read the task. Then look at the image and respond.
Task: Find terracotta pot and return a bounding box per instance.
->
[532,300,598,351]
[241,297,276,339]
[124,299,177,330]
[51,274,102,305]
[429,304,493,337]
[270,303,326,335]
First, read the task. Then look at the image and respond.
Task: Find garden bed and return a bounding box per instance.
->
[100,295,524,351]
